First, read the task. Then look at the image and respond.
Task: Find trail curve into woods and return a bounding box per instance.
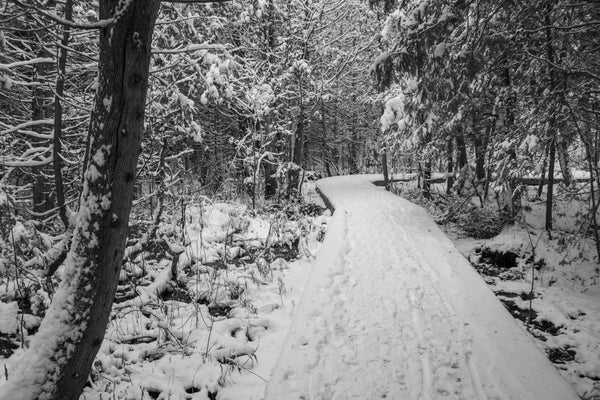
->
[264,175,579,400]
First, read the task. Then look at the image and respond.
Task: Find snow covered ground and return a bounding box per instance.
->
[2,175,593,399]
[447,193,600,399]
[265,175,580,400]
[0,199,331,400]
[451,229,600,399]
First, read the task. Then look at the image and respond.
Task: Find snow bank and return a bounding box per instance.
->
[0,302,19,334]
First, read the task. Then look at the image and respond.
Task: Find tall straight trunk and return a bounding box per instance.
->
[292,79,305,167]
[446,137,454,194]
[263,119,277,199]
[32,53,54,215]
[351,132,359,173]
[546,138,556,231]
[320,98,327,172]
[325,161,332,177]
[289,111,304,197]
[544,3,557,233]
[382,150,390,191]
[332,96,339,173]
[538,144,549,198]
[0,2,161,400]
[499,47,520,217]
[349,99,359,174]
[53,0,73,228]
[423,159,432,199]
[474,135,486,182]
[303,122,310,170]
[484,135,494,200]
[264,159,277,198]
[456,131,468,170]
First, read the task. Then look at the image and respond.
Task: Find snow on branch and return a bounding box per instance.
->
[164,148,194,161]
[0,146,53,167]
[0,58,54,71]
[14,0,119,30]
[1,119,54,138]
[163,0,232,3]
[153,43,228,54]
[1,156,52,168]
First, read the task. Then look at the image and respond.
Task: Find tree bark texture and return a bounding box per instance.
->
[263,119,278,199]
[446,137,453,194]
[456,132,468,170]
[537,144,549,198]
[0,1,160,400]
[32,52,54,215]
[288,111,305,198]
[53,0,73,228]
[546,138,556,231]
[382,150,390,191]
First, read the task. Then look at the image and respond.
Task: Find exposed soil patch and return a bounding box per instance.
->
[497,298,563,339]
[146,389,161,400]
[269,238,299,261]
[547,347,576,364]
[472,248,519,277]
[160,283,193,303]
[298,203,327,217]
[207,304,232,317]
[0,334,18,357]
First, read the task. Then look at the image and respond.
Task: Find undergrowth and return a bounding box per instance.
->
[396,187,510,239]
[0,195,330,399]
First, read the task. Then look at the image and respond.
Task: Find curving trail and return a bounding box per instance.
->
[264,175,579,400]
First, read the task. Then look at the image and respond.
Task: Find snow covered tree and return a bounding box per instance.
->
[373,0,599,231]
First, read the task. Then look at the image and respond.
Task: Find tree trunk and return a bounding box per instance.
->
[382,150,390,191]
[264,119,279,199]
[332,96,340,173]
[537,144,549,198]
[0,2,160,400]
[264,161,277,198]
[546,138,556,232]
[423,159,432,199]
[53,0,73,228]
[474,135,486,182]
[544,3,557,233]
[320,98,328,175]
[456,131,468,170]
[289,111,305,198]
[446,136,454,194]
[32,51,54,215]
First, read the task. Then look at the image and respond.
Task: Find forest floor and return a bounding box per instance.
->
[1,175,598,400]
[1,193,331,400]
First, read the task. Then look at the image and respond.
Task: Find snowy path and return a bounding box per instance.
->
[264,175,579,400]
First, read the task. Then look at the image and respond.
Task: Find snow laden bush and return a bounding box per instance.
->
[0,213,57,357]
[455,206,508,239]
[398,187,508,239]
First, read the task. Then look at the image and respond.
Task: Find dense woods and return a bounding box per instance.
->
[374,0,600,235]
[0,0,599,399]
